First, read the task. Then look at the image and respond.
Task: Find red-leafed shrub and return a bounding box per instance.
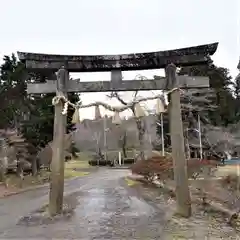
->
[130,156,218,181]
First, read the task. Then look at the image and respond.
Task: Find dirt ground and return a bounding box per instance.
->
[131,178,240,239]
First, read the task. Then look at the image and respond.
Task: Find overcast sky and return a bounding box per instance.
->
[1,0,239,119]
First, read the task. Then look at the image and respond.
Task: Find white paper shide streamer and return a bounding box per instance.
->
[134,103,145,118]
[163,92,169,106]
[71,108,80,123]
[156,98,165,114]
[112,112,122,125]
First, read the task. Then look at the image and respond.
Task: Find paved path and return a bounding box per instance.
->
[1,169,239,239]
[0,169,169,239]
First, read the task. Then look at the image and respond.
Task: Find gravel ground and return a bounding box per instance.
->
[0,169,168,239]
[0,168,239,239]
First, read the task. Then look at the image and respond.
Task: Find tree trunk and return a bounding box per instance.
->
[36,157,41,172]
[16,157,24,188]
[0,157,8,187]
[31,157,38,176]
[0,138,8,186]
[122,132,127,158]
[136,118,145,160]
[122,146,127,158]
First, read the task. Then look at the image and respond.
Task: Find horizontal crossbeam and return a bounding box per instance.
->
[27,76,209,94]
[22,55,211,73]
[18,42,218,72]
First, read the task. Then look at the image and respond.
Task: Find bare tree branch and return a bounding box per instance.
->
[133,90,138,101]
[132,74,149,101]
[106,92,128,106]
[104,80,157,161]
[106,75,150,106]
[79,95,162,113]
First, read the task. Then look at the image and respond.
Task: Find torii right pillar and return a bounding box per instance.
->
[166,64,191,217]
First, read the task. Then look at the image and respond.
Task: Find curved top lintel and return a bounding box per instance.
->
[17,42,218,72]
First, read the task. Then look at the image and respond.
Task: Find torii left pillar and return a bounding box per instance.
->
[49,67,68,216]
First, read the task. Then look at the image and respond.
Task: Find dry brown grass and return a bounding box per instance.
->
[221,174,240,191]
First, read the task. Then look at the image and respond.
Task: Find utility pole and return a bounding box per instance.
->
[166,63,192,217]
[103,116,107,161]
[197,113,203,159]
[160,112,165,156]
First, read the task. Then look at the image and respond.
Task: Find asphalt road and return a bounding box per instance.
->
[0,169,169,239]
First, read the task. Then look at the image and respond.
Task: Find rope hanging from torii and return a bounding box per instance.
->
[51,85,182,124]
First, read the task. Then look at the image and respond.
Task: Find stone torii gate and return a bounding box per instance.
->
[18,42,218,217]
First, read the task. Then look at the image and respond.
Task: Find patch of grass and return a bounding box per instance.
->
[77,152,93,162]
[64,170,90,178]
[64,156,92,178]
[4,171,50,189]
[125,177,140,187]
[65,160,90,169]
[0,153,93,191]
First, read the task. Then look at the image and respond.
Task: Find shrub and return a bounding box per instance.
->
[130,156,218,181]
[130,156,173,181]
